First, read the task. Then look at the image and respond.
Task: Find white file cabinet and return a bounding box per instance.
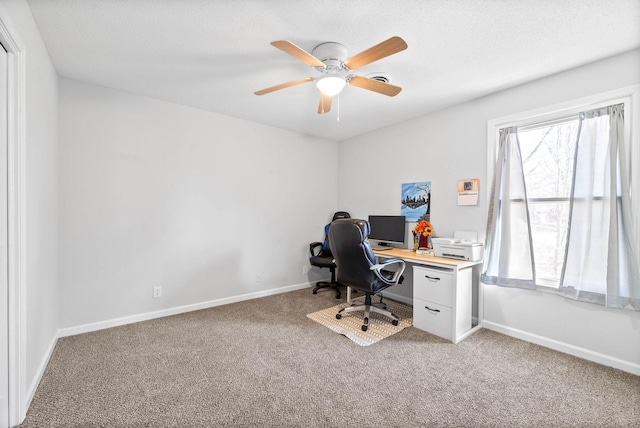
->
[413,264,473,343]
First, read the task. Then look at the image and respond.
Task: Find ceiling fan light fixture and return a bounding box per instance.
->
[316,76,346,96]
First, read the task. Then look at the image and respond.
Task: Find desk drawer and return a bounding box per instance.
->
[413,298,452,341]
[413,266,454,307]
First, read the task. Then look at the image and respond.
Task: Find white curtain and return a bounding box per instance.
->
[560,104,640,310]
[481,127,536,289]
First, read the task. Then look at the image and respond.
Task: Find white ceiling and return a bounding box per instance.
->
[27,0,640,142]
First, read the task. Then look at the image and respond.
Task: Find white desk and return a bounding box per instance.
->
[371,248,482,344]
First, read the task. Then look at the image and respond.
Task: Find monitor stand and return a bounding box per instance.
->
[370,242,394,251]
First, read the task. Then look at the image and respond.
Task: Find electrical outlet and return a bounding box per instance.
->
[302,265,310,275]
[255,274,262,283]
[152,286,162,299]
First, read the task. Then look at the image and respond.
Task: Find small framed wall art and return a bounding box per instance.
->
[458,179,479,205]
[401,181,431,221]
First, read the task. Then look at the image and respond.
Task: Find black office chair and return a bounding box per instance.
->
[309,211,351,299]
[329,218,406,331]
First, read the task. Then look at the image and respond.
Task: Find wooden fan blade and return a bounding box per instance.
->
[318,94,332,114]
[348,75,402,97]
[271,40,325,67]
[343,36,408,70]
[254,77,314,95]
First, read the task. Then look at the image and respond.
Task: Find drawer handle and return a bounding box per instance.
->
[425,275,440,281]
[425,306,440,313]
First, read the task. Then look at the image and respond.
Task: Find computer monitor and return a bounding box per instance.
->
[367,215,406,250]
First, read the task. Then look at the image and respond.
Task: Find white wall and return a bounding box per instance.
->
[0,2,59,423]
[338,49,640,373]
[2,0,59,411]
[59,79,337,329]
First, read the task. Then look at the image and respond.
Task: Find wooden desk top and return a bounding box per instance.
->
[373,247,482,269]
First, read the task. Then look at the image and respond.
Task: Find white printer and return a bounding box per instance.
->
[432,231,484,262]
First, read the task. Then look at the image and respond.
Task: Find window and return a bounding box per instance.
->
[484,86,640,310]
[517,118,578,288]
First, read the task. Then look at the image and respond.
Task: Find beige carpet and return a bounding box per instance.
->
[307,296,413,345]
[19,288,640,427]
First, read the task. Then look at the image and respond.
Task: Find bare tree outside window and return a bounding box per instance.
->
[518,119,579,287]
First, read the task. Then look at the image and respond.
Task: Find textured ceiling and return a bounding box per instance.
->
[27,0,640,142]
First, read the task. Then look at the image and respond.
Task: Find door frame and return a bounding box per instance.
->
[0,5,27,427]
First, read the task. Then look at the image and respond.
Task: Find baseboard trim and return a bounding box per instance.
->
[482,320,640,376]
[25,334,57,412]
[58,282,312,338]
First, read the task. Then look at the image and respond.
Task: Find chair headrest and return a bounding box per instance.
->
[332,211,351,221]
[332,218,370,242]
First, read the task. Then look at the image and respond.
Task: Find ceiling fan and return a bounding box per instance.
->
[254,36,408,114]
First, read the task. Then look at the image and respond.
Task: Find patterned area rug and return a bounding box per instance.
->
[307,296,413,346]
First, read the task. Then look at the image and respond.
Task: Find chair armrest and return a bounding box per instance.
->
[309,241,323,257]
[370,258,406,285]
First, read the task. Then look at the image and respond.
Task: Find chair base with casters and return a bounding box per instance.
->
[336,292,398,331]
[313,283,341,299]
[310,267,357,300]
[311,266,341,299]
